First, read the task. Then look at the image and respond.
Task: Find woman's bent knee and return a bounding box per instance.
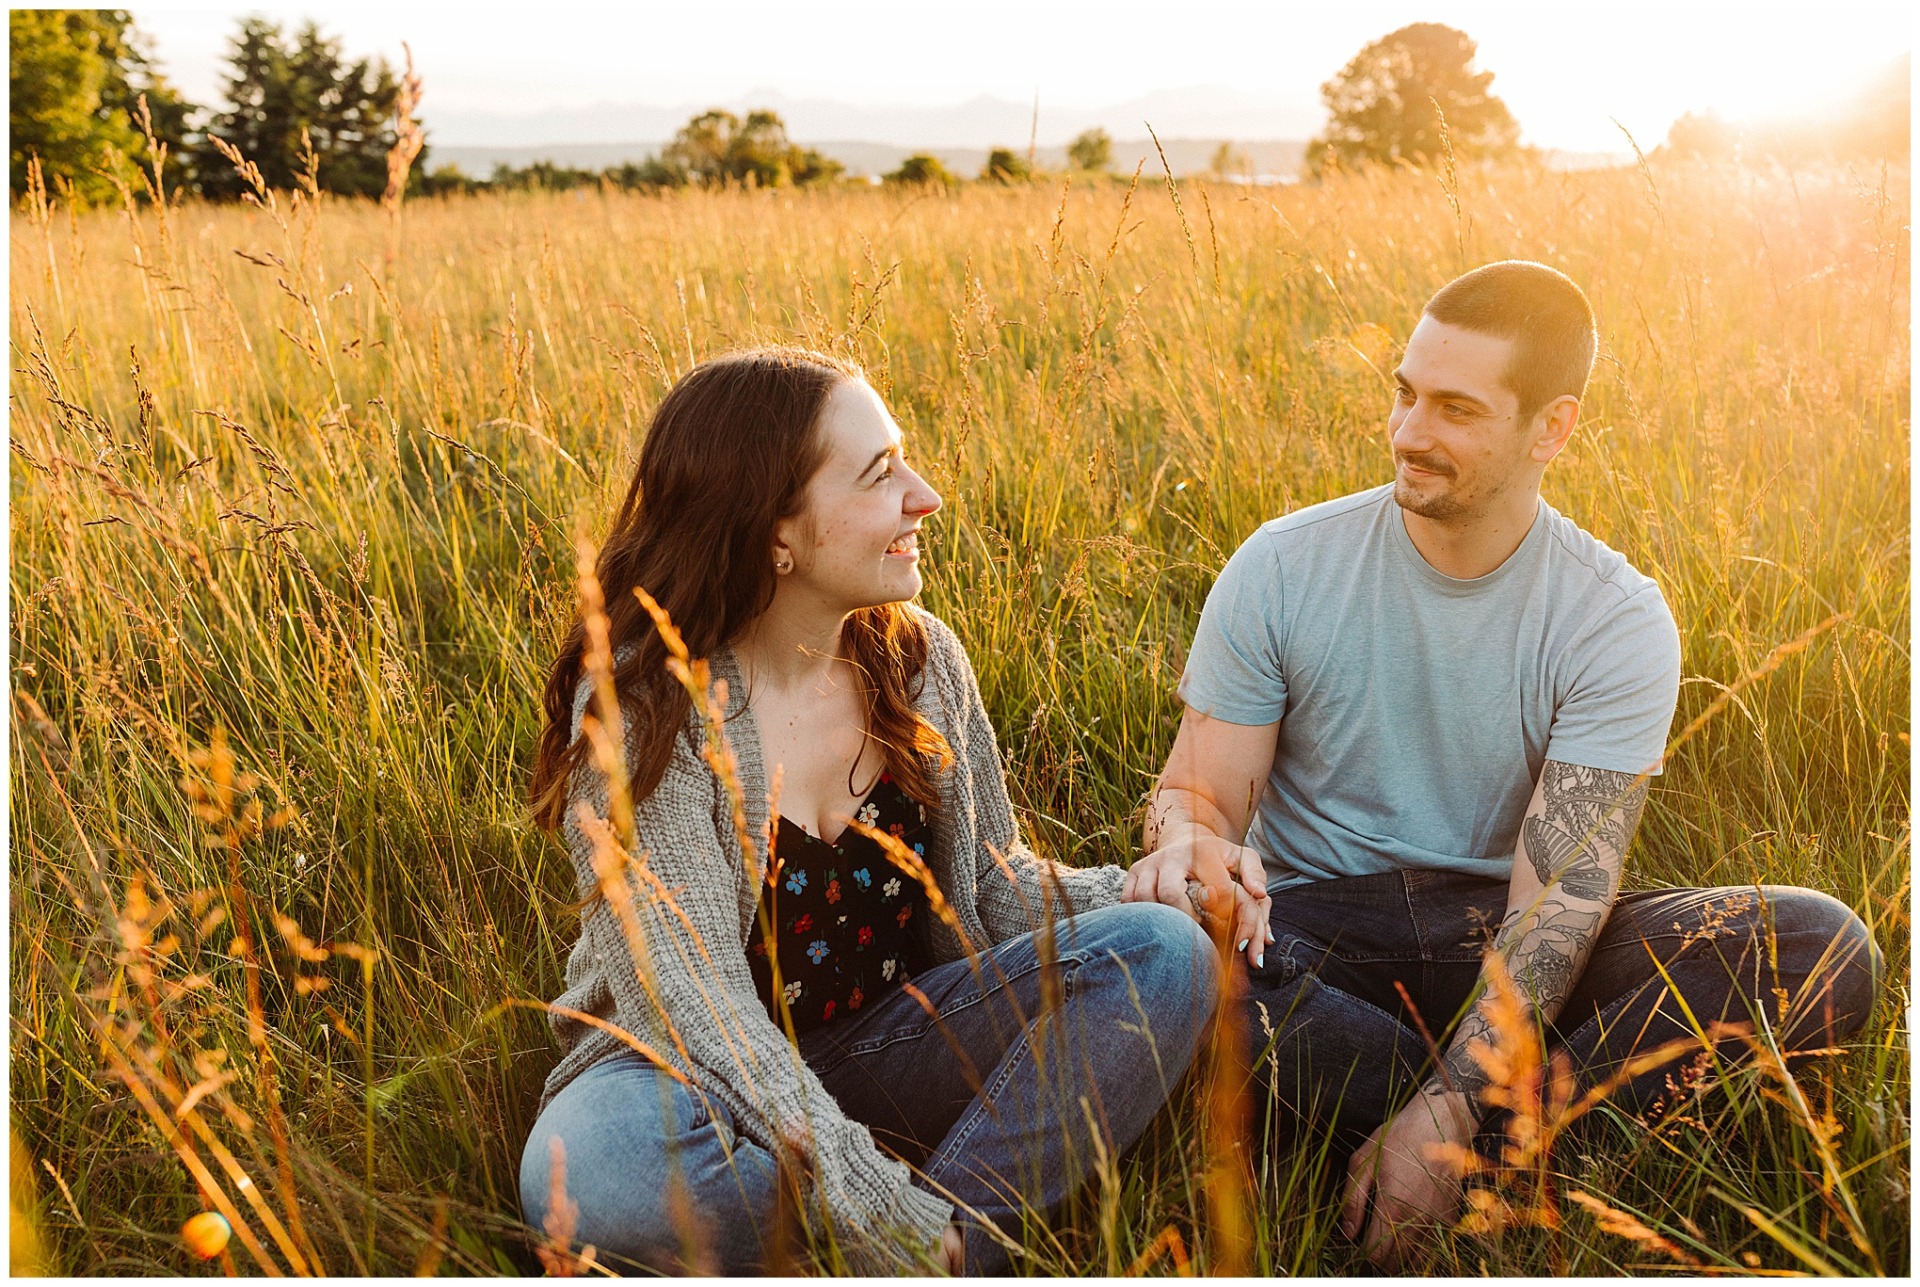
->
[520,1056,778,1273]
[1076,901,1220,1048]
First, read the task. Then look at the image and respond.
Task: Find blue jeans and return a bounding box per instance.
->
[520,902,1218,1275]
[1240,870,1882,1146]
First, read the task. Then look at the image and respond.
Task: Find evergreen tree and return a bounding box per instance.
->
[201,18,415,198]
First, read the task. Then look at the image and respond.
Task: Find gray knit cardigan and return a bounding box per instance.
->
[538,607,1126,1268]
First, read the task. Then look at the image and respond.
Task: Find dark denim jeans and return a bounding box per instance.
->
[520,902,1218,1275]
[1240,870,1881,1147]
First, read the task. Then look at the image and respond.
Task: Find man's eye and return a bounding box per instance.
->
[1394,387,1414,403]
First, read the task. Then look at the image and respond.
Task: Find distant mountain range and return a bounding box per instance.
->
[430,136,1631,182]
[431,138,1313,181]
[426,85,1322,152]
[420,85,1639,180]
[418,83,1656,179]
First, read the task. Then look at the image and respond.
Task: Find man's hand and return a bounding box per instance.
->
[1138,708,1281,967]
[1123,833,1272,966]
[1338,1088,1477,1270]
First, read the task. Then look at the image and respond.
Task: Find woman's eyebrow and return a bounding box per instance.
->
[857,445,895,477]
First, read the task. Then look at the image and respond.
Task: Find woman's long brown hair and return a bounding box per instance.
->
[530,347,952,831]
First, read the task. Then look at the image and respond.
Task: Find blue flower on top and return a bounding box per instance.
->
[853,868,872,889]
[785,869,808,895]
[912,842,926,857]
[806,939,830,964]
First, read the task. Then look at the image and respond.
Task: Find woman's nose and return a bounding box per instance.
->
[904,466,942,516]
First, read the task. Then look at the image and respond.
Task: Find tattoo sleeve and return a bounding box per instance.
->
[1520,761,1648,903]
[1427,761,1650,1106]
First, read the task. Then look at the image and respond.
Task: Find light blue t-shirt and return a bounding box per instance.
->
[1178,484,1682,892]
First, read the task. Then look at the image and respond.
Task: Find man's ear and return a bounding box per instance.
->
[1529,395,1580,464]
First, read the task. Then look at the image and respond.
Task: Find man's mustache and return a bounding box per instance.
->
[1396,453,1455,477]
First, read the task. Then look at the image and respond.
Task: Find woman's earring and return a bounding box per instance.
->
[774,557,792,574]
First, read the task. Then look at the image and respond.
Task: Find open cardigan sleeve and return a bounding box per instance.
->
[918,613,1126,942]
[563,704,953,1269]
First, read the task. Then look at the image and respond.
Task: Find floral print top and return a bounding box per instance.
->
[746,770,934,1037]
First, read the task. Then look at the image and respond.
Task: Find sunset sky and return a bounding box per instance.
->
[133,0,1910,153]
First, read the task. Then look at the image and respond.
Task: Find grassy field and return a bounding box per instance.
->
[9,155,1909,1275]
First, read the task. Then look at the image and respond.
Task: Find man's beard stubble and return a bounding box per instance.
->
[1392,463,1464,520]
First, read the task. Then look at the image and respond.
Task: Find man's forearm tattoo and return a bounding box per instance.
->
[1424,764,1645,1110]
[1507,899,1604,1007]
[1429,899,1605,1101]
[1521,762,1647,902]
[1433,1008,1497,1100]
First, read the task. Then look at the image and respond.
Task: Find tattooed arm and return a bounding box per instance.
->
[1339,759,1651,1267]
[1435,760,1648,1097]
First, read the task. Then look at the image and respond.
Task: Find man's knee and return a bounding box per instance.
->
[1759,885,1882,1041]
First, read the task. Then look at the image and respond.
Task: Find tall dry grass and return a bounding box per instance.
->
[9,153,1908,1274]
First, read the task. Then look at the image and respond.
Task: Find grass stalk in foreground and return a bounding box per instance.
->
[9,154,1907,1273]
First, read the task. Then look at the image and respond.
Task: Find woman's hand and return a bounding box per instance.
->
[1124,833,1272,967]
[940,1223,965,1274]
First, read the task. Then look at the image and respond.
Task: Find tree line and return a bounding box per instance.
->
[6,13,868,204]
[467,130,1132,195]
[15,13,1898,209]
[441,110,850,195]
[0,14,1550,207]
[6,10,1115,203]
[11,11,420,203]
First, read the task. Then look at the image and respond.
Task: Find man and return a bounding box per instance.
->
[1124,261,1881,1267]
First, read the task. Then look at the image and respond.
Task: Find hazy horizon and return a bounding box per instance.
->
[131,1,1910,154]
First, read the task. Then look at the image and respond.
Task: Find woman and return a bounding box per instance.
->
[519,348,1220,1274]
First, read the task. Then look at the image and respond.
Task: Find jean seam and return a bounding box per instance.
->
[1254,970,1415,1035]
[1267,936,1303,984]
[585,1052,716,1130]
[920,957,1082,1193]
[1597,925,1863,951]
[1318,949,1483,964]
[812,950,1090,1075]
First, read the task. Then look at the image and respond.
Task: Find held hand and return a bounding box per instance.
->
[1123,834,1272,966]
[940,1223,965,1274]
[1338,1089,1477,1271]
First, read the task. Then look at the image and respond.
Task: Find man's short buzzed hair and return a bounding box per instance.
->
[1424,261,1597,419]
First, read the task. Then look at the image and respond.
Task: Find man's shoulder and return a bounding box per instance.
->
[1537,506,1671,620]
[1536,510,1674,656]
[1247,483,1396,549]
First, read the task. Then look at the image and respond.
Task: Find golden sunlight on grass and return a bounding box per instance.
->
[8,151,1909,1273]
